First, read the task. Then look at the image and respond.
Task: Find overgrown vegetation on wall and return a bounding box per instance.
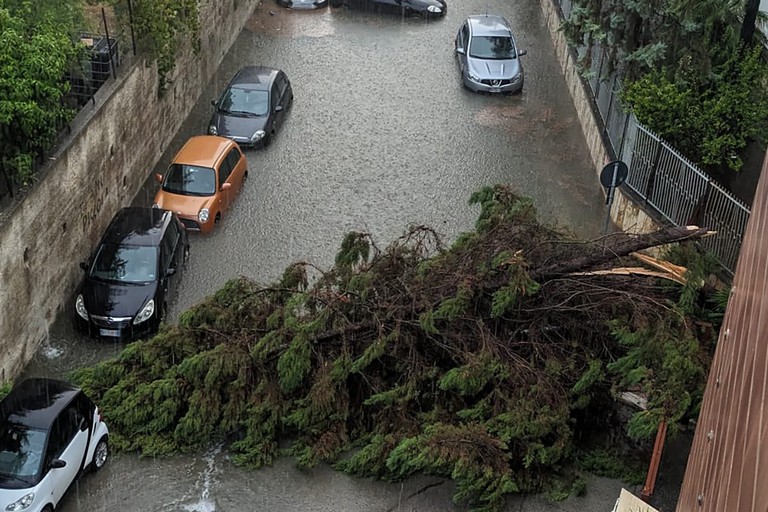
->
[71,186,721,511]
[561,0,768,173]
[0,0,84,186]
[104,0,201,92]
[0,0,202,190]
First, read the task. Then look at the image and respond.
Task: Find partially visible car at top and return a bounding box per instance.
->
[277,0,328,9]
[454,14,527,94]
[330,0,445,18]
[153,135,248,234]
[208,66,293,148]
[75,207,189,340]
[0,378,109,512]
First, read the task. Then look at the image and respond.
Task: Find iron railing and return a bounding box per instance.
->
[551,0,751,274]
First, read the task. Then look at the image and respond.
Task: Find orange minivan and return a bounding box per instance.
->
[153,135,248,234]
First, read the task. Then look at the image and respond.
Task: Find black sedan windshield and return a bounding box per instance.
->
[218,86,269,116]
[0,424,46,488]
[163,164,216,196]
[89,244,158,284]
[469,36,517,59]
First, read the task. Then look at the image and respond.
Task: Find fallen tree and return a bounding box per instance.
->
[71,186,717,511]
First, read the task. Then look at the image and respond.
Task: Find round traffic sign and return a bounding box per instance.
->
[600,160,629,188]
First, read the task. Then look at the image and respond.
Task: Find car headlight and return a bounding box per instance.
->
[208,125,217,135]
[151,203,160,209]
[251,130,265,142]
[198,208,210,223]
[511,73,522,83]
[5,492,35,511]
[426,5,441,12]
[76,294,89,321]
[468,73,480,82]
[133,299,155,325]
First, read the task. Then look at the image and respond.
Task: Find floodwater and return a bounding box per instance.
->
[23,0,628,510]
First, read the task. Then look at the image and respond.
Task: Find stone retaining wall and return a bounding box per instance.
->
[0,0,259,382]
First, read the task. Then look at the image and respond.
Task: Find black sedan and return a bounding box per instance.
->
[330,0,446,17]
[74,207,189,340]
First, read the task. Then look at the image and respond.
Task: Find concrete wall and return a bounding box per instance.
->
[0,0,258,382]
[537,0,663,236]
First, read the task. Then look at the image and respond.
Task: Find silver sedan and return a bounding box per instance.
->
[454,15,527,94]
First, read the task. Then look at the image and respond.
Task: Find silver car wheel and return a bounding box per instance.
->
[93,436,109,470]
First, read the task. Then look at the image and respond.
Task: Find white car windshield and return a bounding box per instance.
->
[89,244,158,284]
[218,86,269,116]
[0,424,46,486]
[469,36,517,60]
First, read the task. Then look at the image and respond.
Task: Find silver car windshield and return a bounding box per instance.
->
[0,424,46,486]
[90,244,159,284]
[219,87,269,117]
[469,36,517,60]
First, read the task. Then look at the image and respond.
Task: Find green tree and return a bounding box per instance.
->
[561,0,765,81]
[0,0,82,185]
[71,186,718,511]
[622,45,768,171]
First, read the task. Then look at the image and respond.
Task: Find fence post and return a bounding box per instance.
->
[688,181,711,227]
[127,0,137,56]
[644,139,664,203]
[603,77,616,156]
[1,157,14,199]
[618,112,631,160]
[102,7,117,79]
[594,47,605,99]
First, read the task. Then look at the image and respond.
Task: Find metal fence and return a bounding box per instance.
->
[552,0,751,274]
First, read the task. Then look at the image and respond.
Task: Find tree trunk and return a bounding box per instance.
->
[741,0,761,47]
[531,225,711,280]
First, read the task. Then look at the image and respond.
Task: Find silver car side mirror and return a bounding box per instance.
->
[455,47,465,55]
[518,49,527,56]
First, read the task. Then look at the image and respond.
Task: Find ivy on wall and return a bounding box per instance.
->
[104,0,201,93]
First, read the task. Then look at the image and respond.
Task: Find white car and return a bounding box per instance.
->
[0,378,109,512]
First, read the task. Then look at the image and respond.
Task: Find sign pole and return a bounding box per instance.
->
[599,160,629,236]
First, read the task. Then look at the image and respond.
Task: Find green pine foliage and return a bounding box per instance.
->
[607,319,707,441]
[70,186,717,511]
[0,381,11,400]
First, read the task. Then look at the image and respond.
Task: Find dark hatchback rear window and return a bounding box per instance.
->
[0,423,46,488]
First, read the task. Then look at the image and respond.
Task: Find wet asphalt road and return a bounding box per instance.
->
[137,0,605,317]
[24,1,619,510]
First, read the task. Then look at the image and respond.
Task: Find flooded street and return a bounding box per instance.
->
[23,0,619,510]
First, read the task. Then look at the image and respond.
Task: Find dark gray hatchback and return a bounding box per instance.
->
[207,66,294,149]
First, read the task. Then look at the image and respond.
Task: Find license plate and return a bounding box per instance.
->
[489,87,501,93]
[99,329,121,337]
